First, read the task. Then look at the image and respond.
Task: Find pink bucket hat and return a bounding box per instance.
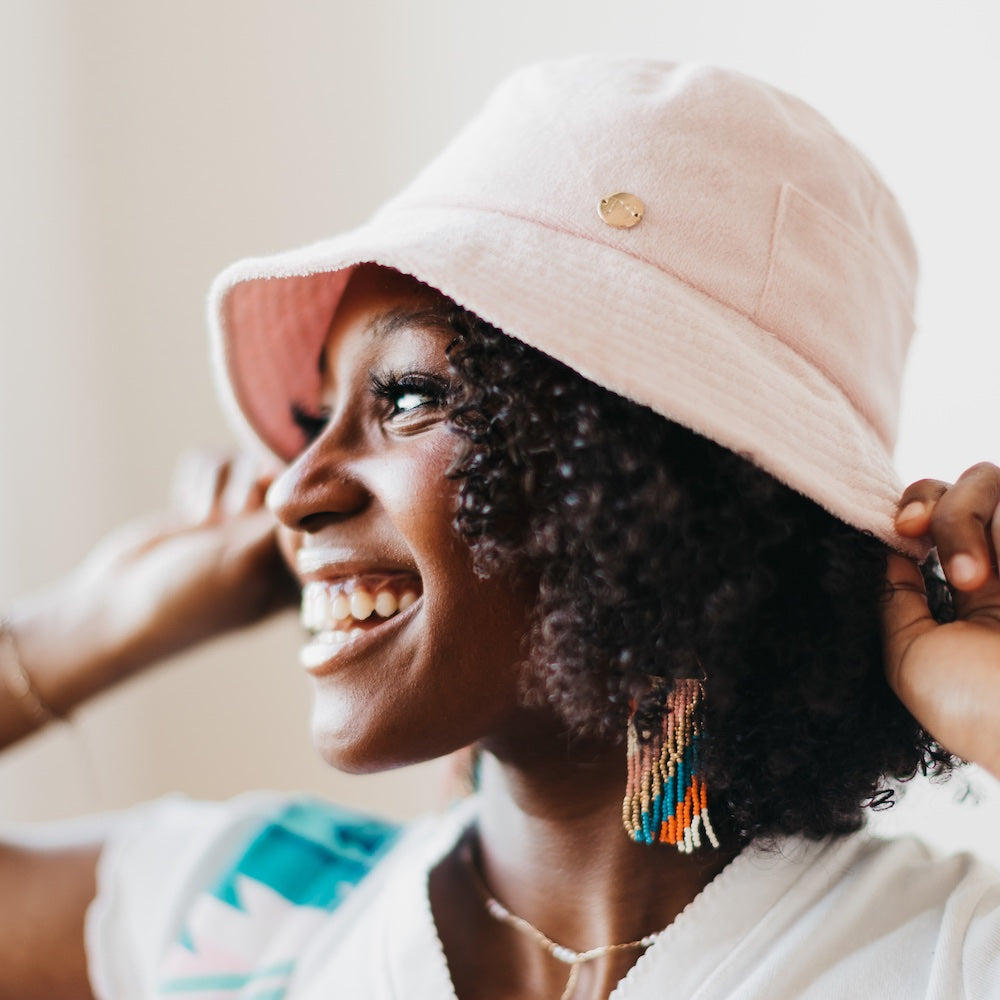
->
[209,55,924,556]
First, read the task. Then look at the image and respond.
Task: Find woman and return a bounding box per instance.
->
[1,56,999,999]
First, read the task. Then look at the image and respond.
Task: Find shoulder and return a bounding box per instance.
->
[780,832,1000,998]
[835,832,1000,915]
[86,792,409,999]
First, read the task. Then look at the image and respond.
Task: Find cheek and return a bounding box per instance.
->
[296,431,540,770]
[309,594,532,775]
[375,436,464,547]
[275,524,302,579]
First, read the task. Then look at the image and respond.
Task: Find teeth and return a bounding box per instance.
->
[299,578,421,634]
[349,589,376,621]
[300,644,332,670]
[299,629,353,669]
[375,591,398,618]
[301,583,327,631]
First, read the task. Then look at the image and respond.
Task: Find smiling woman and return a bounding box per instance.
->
[2,55,1000,1000]
[269,266,538,774]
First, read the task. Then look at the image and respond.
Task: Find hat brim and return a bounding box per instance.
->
[209,203,928,559]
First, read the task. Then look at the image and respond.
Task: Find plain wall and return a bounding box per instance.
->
[1,0,998,854]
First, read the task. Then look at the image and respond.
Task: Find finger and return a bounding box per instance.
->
[894,479,950,537]
[881,554,937,693]
[221,454,276,516]
[993,513,1000,572]
[221,455,257,516]
[930,463,1000,591]
[171,451,231,523]
[77,510,186,575]
[170,451,205,519]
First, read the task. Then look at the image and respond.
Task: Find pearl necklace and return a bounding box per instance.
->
[460,840,666,1000]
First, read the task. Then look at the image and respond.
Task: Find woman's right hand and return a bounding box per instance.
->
[0,455,297,996]
[3,452,297,736]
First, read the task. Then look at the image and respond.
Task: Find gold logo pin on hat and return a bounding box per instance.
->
[598,192,645,228]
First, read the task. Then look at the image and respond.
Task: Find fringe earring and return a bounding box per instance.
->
[622,678,719,852]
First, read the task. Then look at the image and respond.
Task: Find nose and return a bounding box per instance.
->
[267,441,370,533]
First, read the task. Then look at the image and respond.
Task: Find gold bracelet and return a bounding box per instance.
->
[0,618,58,726]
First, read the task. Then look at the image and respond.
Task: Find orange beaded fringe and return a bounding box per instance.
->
[622,679,719,852]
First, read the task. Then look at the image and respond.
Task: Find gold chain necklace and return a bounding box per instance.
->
[459,840,666,1000]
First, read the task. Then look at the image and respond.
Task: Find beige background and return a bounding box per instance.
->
[1,1,998,854]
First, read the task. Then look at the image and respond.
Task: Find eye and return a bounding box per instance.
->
[393,390,432,414]
[369,369,451,423]
[291,403,330,444]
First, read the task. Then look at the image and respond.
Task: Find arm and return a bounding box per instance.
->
[0,833,103,1000]
[0,452,295,748]
[0,452,295,996]
[883,462,1000,780]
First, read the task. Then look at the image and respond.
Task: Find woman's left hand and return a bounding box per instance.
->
[883,462,1000,780]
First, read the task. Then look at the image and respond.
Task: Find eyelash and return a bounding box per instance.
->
[369,368,451,419]
[290,369,451,443]
[291,404,329,443]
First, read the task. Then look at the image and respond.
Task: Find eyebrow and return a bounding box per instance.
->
[317,305,457,375]
[366,305,457,341]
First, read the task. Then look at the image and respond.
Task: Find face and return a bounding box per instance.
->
[268,265,542,773]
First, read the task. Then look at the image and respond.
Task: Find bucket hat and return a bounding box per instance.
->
[208,55,925,556]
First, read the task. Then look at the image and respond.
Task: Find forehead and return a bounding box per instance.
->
[329,266,453,332]
[319,266,457,373]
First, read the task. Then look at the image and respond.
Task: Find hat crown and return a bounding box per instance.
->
[381,55,918,448]
[211,55,927,555]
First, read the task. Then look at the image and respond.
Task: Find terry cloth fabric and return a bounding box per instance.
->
[86,794,1000,999]
[208,55,928,557]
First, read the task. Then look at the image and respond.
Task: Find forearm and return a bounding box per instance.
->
[0,458,292,752]
[0,586,136,751]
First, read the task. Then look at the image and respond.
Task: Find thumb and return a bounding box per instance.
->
[881,554,937,691]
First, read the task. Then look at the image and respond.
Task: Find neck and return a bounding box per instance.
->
[430,722,738,999]
[471,733,736,956]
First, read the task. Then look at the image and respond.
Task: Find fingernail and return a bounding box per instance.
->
[895,501,928,525]
[949,553,979,587]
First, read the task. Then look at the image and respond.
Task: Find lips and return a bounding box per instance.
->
[298,574,423,671]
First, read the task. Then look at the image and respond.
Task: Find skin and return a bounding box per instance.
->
[0,455,296,999]
[885,464,1000,778]
[267,266,546,773]
[267,266,739,996]
[0,266,997,996]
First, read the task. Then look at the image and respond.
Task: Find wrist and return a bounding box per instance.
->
[0,619,59,738]
[2,581,135,720]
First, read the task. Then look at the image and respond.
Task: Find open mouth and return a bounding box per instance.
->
[299,575,422,669]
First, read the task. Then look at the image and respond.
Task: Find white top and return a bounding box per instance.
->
[85,793,1000,999]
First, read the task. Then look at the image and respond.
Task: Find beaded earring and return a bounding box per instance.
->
[622,678,719,852]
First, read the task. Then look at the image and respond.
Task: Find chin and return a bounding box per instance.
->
[309,704,449,776]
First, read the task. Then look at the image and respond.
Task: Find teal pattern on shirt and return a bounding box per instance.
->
[156,799,401,998]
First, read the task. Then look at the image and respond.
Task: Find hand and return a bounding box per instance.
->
[7,453,298,716]
[883,462,1000,779]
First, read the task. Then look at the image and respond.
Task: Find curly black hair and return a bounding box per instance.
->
[443,307,956,845]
